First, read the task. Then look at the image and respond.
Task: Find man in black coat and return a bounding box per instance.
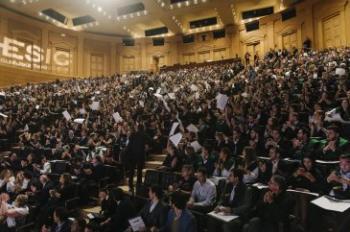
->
[49,207,71,232]
[211,169,253,232]
[139,185,168,230]
[102,188,136,232]
[126,123,148,192]
[243,175,295,232]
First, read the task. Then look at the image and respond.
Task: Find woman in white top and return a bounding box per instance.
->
[0,193,29,229]
[0,169,15,193]
[7,171,30,194]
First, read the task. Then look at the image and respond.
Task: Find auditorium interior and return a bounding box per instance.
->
[0,0,350,231]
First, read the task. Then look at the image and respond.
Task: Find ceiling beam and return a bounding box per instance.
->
[142,0,182,34]
[209,0,235,26]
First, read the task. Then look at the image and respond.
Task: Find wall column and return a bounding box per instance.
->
[0,16,8,38]
[77,35,84,77]
[41,27,49,72]
[110,42,117,75]
[140,38,147,70]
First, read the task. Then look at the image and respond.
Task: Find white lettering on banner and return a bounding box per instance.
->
[25,45,44,63]
[53,50,70,66]
[0,36,71,71]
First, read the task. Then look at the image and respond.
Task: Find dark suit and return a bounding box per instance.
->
[140,200,168,229]
[219,182,253,217]
[40,180,55,205]
[126,130,147,190]
[267,160,290,177]
[244,190,295,232]
[211,182,253,232]
[108,197,136,232]
[51,220,71,232]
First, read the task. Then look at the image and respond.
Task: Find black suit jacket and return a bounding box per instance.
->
[267,160,290,177]
[127,130,147,163]
[41,180,55,205]
[111,197,136,232]
[51,220,71,232]
[140,200,168,228]
[219,182,253,217]
[256,190,295,232]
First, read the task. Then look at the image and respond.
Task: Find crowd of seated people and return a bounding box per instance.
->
[0,46,349,231]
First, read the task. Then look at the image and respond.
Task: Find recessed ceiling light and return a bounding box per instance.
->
[60,33,66,37]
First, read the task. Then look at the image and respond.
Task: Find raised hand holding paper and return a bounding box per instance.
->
[62,110,72,121]
[169,133,182,147]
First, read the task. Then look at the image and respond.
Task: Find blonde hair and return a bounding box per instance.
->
[14,194,28,208]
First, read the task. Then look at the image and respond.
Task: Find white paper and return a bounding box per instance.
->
[90,101,100,111]
[162,99,171,112]
[128,216,146,232]
[204,82,210,90]
[195,92,200,100]
[169,133,182,147]
[324,108,350,123]
[154,93,163,99]
[190,84,199,92]
[190,141,202,152]
[139,101,144,107]
[186,124,199,133]
[286,189,319,197]
[112,112,123,123]
[216,94,229,110]
[208,211,239,222]
[0,113,8,118]
[169,122,179,136]
[73,118,85,124]
[62,110,72,121]
[315,160,340,164]
[87,213,95,219]
[336,68,346,76]
[241,92,249,98]
[79,108,87,115]
[168,93,176,100]
[311,196,350,212]
[252,183,269,189]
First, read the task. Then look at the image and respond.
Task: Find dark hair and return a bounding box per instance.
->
[110,188,124,201]
[30,181,42,191]
[231,169,244,182]
[149,185,163,199]
[243,146,256,164]
[197,167,207,177]
[54,207,68,222]
[340,154,350,161]
[60,173,72,185]
[269,146,280,155]
[327,125,339,134]
[271,175,287,192]
[171,191,187,210]
[182,164,194,173]
[220,147,231,157]
[74,217,86,232]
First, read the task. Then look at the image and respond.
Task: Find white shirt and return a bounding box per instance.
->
[40,162,51,174]
[5,203,29,228]
[191,179,216,206]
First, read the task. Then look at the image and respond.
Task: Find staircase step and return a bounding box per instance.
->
[148,154,167,162]
[145,161,163,169]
